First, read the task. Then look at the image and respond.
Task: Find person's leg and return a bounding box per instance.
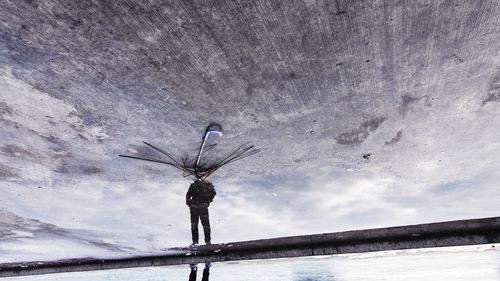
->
[202,264,210,281]
[199,208,211,244]
[189,264,197,281]
[190,208,200,244]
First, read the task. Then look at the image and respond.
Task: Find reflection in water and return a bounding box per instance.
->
[14,245,500,281]
[189,263,210,281]
[187,180,216,245]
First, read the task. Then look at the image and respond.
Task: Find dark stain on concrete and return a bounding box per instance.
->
[385,130,403,145]
[442,53,464,64]
[77,133,89,140]
[0,164,20,180]
[482,74,500,106]
[0,144,34,158]
[80,166,102,175]
[56,163,102,175]
[451,53,464,63]
[40,135,71,158]
[483,92,500,105]
[401,95,432,113]
[142,165,165,175]
[35,134,73,160]
[401,95,420,108]
[0,102,13,119]
[69,108,108,128]
[23,0,40,9]
[288,72,299,80]
[43,135,66,148]
[336,117,386,145]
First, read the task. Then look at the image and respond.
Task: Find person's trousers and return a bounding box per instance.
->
[189,267,209,281]
[190,207,211,244]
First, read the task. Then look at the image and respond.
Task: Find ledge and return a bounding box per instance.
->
[1,216,499,277]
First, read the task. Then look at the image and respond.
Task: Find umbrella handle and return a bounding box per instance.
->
[195,125,223,175]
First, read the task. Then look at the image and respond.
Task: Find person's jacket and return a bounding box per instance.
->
[186,180,216,208]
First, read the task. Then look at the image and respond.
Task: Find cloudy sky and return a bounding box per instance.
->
[1,0,500,264]
[1,66,499,262]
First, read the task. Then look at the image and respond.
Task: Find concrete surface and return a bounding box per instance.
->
[7,245,500,281]
[1,217,499,277]
[0,0,499,263]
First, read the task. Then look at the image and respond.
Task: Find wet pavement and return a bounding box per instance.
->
[11,244,500,281]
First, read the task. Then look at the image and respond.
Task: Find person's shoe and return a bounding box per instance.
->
[189,242,199,247]
[189,264,197,271]
[205,241,211,246]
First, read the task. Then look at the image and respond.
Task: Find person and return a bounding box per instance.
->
[186,179,216,245]
[189,263,210,281]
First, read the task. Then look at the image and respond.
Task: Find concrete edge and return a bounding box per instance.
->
[1,216,499,277]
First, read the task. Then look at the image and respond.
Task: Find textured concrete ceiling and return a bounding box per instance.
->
[0,0,500,262]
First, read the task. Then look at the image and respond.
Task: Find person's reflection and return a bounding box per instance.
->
[189,263,210,281]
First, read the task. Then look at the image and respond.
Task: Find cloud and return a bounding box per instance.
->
[1,61,500,263]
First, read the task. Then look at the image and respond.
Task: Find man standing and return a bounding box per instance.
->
[186,179,216,245]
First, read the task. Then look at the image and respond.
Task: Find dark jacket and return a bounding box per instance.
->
[186,180,216,208]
